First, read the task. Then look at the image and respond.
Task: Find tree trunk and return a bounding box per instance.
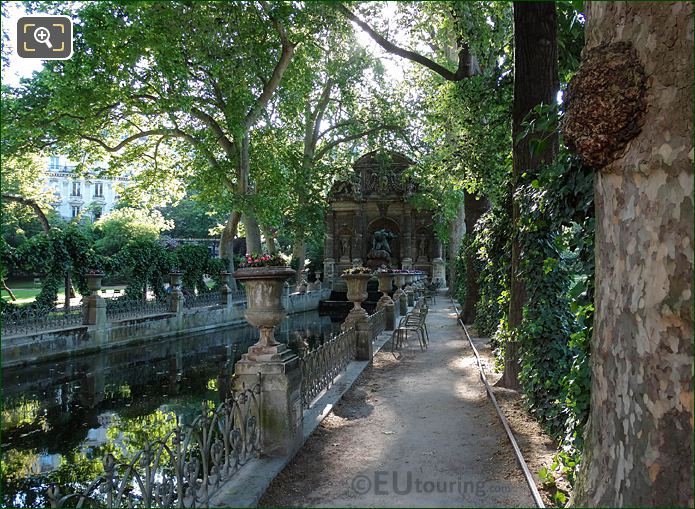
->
[292,237,306,274]
[448,201,466,294]
[243,214,262,254]
[261,224,278,254]
[461,190,490,324]
[64,272,71,309]
[565,3,693,506]
[1,278,17,301]
[498,1,559,390]
[219,210,241,271]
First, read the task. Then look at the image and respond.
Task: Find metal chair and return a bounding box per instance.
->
[390,301,429,351]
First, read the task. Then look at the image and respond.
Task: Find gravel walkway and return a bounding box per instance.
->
[260,297,535,507]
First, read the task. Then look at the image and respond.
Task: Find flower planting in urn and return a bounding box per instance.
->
[234,255,295,360]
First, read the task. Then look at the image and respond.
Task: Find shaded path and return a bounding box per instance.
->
[260,297,535,507]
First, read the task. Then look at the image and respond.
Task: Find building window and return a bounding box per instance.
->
[71,181,81,196]
[94,182,103,197]
[93,207,102,220]
[71,206,81,218]
[49,156,60,170]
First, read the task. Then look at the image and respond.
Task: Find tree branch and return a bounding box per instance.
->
[80,129,177,152]
[245,2,295,129]
[2,194,50,232]
[315,125,400,161]
[337,4,476,82]
[189,107,237,157]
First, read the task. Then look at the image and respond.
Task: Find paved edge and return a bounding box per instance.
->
[210,331,393,508]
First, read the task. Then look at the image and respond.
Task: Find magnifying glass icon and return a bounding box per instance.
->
[34,26,52,49]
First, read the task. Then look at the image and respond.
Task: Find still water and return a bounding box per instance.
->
[1,311,338,508]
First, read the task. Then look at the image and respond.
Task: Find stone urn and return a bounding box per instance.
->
[393,274,407,315]
[404,273,415,306]
[376,271,395,309]
[85,272,105,293]
[342,273,372,330]
[234,266,296,361]
[169,271,184,312]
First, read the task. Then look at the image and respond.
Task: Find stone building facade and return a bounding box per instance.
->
[323,151,445,283]
[44,155,130,220]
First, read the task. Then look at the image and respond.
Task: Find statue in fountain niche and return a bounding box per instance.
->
[367,228,397,267]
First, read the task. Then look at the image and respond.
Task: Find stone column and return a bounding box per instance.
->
[325,212,335,259]
[402,212,413,268]
[169,272,184,313]
[84,272,106,326]
[234,355,303,457]
[219,271,233,307]
[355,318,373,361]
[323,260,335,286]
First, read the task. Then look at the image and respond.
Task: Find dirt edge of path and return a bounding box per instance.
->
[466,326,571,508]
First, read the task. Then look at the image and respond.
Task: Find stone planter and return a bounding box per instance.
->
[376,272,395,309]
[85,272,104,293]
[342,273,372,330]
[169,271,184,312]
[234,266,296,361]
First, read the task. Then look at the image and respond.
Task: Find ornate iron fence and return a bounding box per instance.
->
[300,327,356,409]
[183,291,220,309]
[105,297,170,321]
[1,303,84,337]
[368,308,386,340]
[47,376,262,508]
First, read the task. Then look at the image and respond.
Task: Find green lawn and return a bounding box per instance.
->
[1,288,65,304]
[1,286,126,304]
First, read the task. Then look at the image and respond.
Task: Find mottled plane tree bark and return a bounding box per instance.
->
[563,2,694,506]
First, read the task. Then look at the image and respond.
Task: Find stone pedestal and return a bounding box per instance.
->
[84,273,106,326]
[169,272,185,313]
[402,257,413,270]
[234,355,303,457]
[355,318,373,361]
[220,271,233,306]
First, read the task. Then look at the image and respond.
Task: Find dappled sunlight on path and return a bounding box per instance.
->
[260,295,534,508]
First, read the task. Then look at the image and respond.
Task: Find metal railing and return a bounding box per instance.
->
[183,291,220,309]
[368,308,386,340]
[47,377,262,508]
[1,303,84,337]
[300,327,357,409]
[105,297,170,321]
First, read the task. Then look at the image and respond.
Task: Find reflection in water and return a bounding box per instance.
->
[1,311,337,507]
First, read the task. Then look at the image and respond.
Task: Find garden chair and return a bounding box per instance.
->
[390,303,429,351]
